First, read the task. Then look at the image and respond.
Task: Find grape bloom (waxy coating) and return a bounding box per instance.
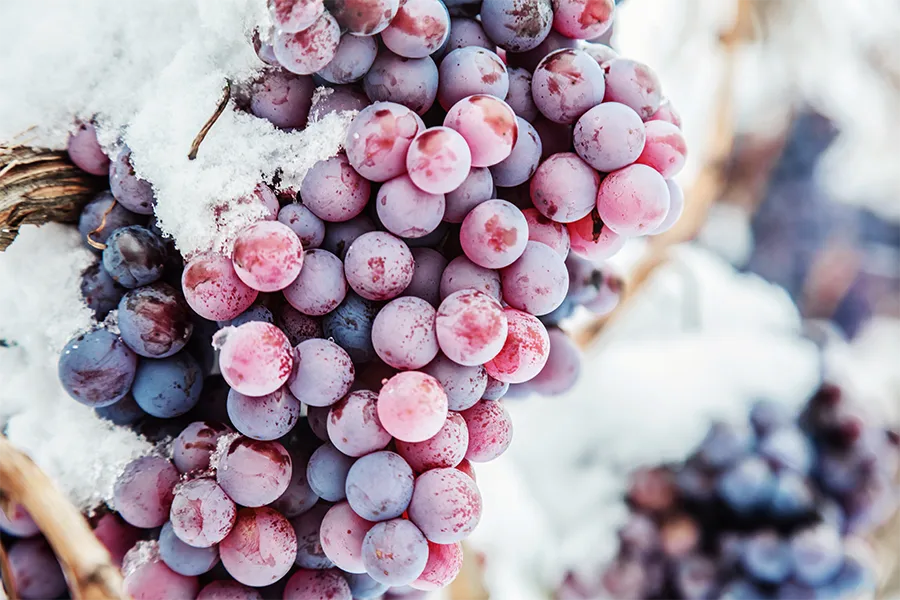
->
[484,307,550,383]
[232,221,304,292]
[532,49,606,125]
[435,289,508,366]
[288,338,355,407]
[327,390,392,457]
[345,102,425,182]
[215,322,293,397]
[344,231,415,301]
[371,296,440,370]
[459,199,529,269]
[407,467,482,543]
[216,436,293,507]
[361,518,429,585]
[530,152,600,223]
[444,95,518,167]
[406,126,473,194]
[595,163,670,237]
[170,477,237,548]
[319,501,376,574]
[378,371,449,442]
[219,507,297,587]
[396,411,470,472]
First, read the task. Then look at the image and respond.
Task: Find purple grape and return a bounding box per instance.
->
[439,255,501,300]
[109,147,156,214]
[760,426,815,474]
[573,102,646,172]
[602,58,663,119]
[346,572,389,599]
[92,512,141,567]
[170,477,237,548]
[268,451,318,519]
[307,442,355,502]
[218,304,275,328]
[480,0,553,52]
[322,293,379,363]
[216,437,293,507]
[182,253,259,322]
[441,17,494,57]
[172,421,233,473]
[78,191,146,252]
[376,175,445,238]
[396,411,470,472]
[361,519,429,585]
[532,49,606,124]
[345,451,415,521]
[328,0,400,35]
[371,297,439,369]
[444,167,493,224]
[283,249,348,316]
[527,328,582,395]
[344,102,425,182]
[522,207,571,256]
[102,225,168,288]
[423,354,487,411]
[68,121,110,175]
[381,0,450,58]
[742,531,792,584]
[58,328,137,407]
[769,471,815,518]
[197,580,263,600]
[219,507,297,587]
[80,262,126,320]
[278,203,326,250]
[790,524,843,586]
[530,152,600,224]
[308,85,370,122]
[277,305,323,346]
[132,351,203,418]
[481,375,509,400]
[580,41,618,64]
[273,12,341,75]
[437,47,509,109]
[405,248,449,307]
[674,554,717,600]
[651,178,684,235]
[301,153,371,223]
[114,456,180,528]
[406,126,472,194]
[443,94,518,168]
[532,116,572,160]
[159,521,220,576]
[327,390,392,457]
[505,67,539,122]
[227,385,301,440]
[117,282,193,358]
[490,117,542,187]
[248,69,315,129]
[284,569,352,599]
[408,467,482,543]
[7,538,67,599]
[697,422,752,468]
[500,240,569,315]
[318,34,378,84]
[506,29,577,72]
[344,231,415,301]
[321,214,377,259]
[459,199,529,269]
[717,456,775,514]
[288,338,356,408]
[461,400,513,461]
[290,503,334,569]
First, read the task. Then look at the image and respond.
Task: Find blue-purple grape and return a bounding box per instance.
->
[81,262,126,320]
[322,292,380,363]
[132,352,203,418]
[364,52,439,116]
[361,519,429,585]
[58,328,137,407]
[118,282,193,358]
[109,147,156,214]
[159,521,220,576]
[78,191,146,252]
[345,451,414,521]
[307,442,355,502]
[102,225,168,288]
[290,503,334,569]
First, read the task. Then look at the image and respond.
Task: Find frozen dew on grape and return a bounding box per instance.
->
[408,467,482,543]
[170,477,237,548]
[438,47,509,109]
[484,307,550,383]
[273,12,342,75]
[371,296,439,369]
[375,174,446,239]
[595,163,671,237]
[182,253,259,321]
[444,95,518,167]
[406,126,473,194]
[363,52,439,116]
[345,102,425,182]
[530,151,600,223]
[327,390,392,457]
[283,249,348,316]
[219,507,297,588]
[532,48,606,124]
[216,436,293,507]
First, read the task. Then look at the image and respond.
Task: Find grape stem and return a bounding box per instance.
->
[86,198,118,250]
[188,80,232,161]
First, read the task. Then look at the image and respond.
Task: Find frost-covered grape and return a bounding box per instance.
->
[406,248,448,307]
[361,519,429,585]
[532,49,606,124]
[290,503,334,569]
[278,203,325,250]
[216,437,293,507]
[344,231,415,301]
[527,328,581,395]
[532,116,571,161]
[381,0,450,58]
[288,338,355,407]
[459,199,528,268]
[109,148,156,214]
[530,153,599,223]
[0,504,38,538]
[636,120,688,178]
[573,101,646,172]
[552,0,615,39]
[220,507,297,587]
[301,154,372,224]
[480,0,553,52]
[484,308,550,383]
[444,95,518,168]
[436,289,508,365]
[78,191,145,251]
[270,0,325,33]
[505,67,539,122]
[321,215,376,259]
[233,221,304,293]
[170,477,237,548]
[92,512,140,567]
[651,179,683,235]
[346,573,389,599]
[345,102,425,182]
[117,282,193,358]
[567,209,625,260]
[227,385,301,440]
[114,456,179,528]
[649,98,683,128]
[482,374,509,400]
[411,541,464,591]
[378,371,448,442]
[490,117,542,187]
[218,305,275,328]
[309,85,369,122]
[376,175,445,238]
[406,127,472,194]
[249,70,314,129]
[444,167,493,224]
[197,580,263,600]
[58,328,137,407]
[322,293,379,363]
[320,502,375,573]
[372,297,439,370]
[307,443,355,501]
[159,521,220,575]
[215,322,293,396]
[790,524,844,586]
[329,0,399,35]
[327,390,392,457]
[442,17,493,56]
[439,255,501,300]
[182,253,259,321]
[173,421,232,473]
[596,163,670,236]
[438,47,509,110]
[522,208,570,257]
[132,352,203,418]
[68,121,110,175]
[319,34,378,84]
[506,29,577,72]
[272,452,319,518]
[345,451,415,521]
[462,400,514,461]
[396,411,469,472]
[501,241,569,315]
[283,249,347,315]
[408,467,482,542]
[602,58,663,119]
[278,305,323,346]
[102,225,167,288]
[284,569,352,600]
[273,12,341,75]
[364,52,438,116]
[123,544,200,600]
[423,354,487,411]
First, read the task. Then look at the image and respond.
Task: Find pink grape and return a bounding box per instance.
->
[580,41,618,64]
[505,67,539,122]
[376,175,446,238]
[595,163,670,236]
[506,29,577,72]
[406,126,472,194]
[114,456,179,528]
[567,209,626,260]
[182,253,259,321]
[532,116,572,160]
[435,289,508,365]
[484,308,550,383]
[197,580,263,600]
[0,503,38,538]
[406,247,448,307]
[522,208,571,257]
[272,453,319,518]
[410,541,464,591]
[328,390,392,457]
[552,0,615,39]
[345,102,425,182]
[440,255,502,300]
[269,0,325,33]
[444,167,494,224]
[345,451,415,521]
[408,468,482,542]
[232,221,304,292]
[602,58,663,119]
[170,478,236,547]
[396,411,469,471]
[636,120,688,178]
[173,421,233,474]
[456,459,477,481]
[480,0,553,53]
[532,49,606,124]
[319,502,376,573]
[307,442,355,501]
[291,503,334,569]
[278,305,323,345]
[306,406,331,441]
[372,297,439,369]
[68,121,110,175]
[482,375,509,400]
[363,52,439,116]
[501,241,569,315]
[651,179,684,235]
[249,70,314,129]
[300,153,371,223]
[329,0,399,35]
[573,101,646,172]
[378,371,449,442]
[215,322,293,397]
[459,199,528,268]
[438,47,509,110]
[490,117,542,187]
[318,34,378,84]
[273,12,341,75]
[444,95,518,167]
[216,437,293,507]
[381,0,451,58]
[461,400,514,461]
[442,18,494,56]
[227,385,301,441]
[530,152,600,223]
[344,231,415,301]
[219,507,297,587]
[528,328,582,395]
[649,98,683,128]
[123,544,199,600]
[361,519,429,585]
[283,569,352,600]
[423,354,487,411]
[92,513,141,567]
[289,338,355,407]
[283,249,347,316]
[309,85,369,122]
[278,203,325,249]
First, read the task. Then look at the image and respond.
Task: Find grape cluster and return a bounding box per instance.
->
[561,384,899,599]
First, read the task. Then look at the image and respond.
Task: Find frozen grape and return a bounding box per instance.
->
[552,0,615,39]
[459,199,528,268]
[361,519,429,585]
[573,102,645,172]
[595,163,670,236]
[438,47,509,110]
[790,524,844,586]
[567,209,625,260]
[344,231,415,301]
[532,116,572,160]
[291,503,334,569]
[273,12,341,75]
[327,390,392,457]
[484,307,550,383]
[532,49,606,124]
[278,305,323,345]
[102,225,167,288]
[248,69,314,129]
[408,467,482,542]
[651,179,684,235]
[442,18,493,56]
[232,221,304,292]
[501,241,569,315]
[480,0,553,52]
[321,214,376,259]
[345,102,425,182]
[320,502,375,573]
[505,67,539,122]
[283,569,352,600]
[405,248,448,306]
[346,573,389,599]
[78,191,145,251]
[444,95,518,168]
[406,126,472,194]
[283,249,347,316]
[376,174,445,238]
[7,538,66,599]
[68,121,110,175]
[444,167,493,224]
[439,255,501,300]
[602,58,663,119]
[132,352,203,418]
[215,321,293,396]
[381,0,450,58]
[396,411,469,472]
[81,262,125,320]
[219,304,275,328]
[436,289,508,365]
[364,52,439,115]
[649,98,683,128]
[270,0,325,33]
[219,507,297,587]
[114,456,180,528]
[527,328,582,395]
[482,375,509,400]
[197,580,263,600]
[423,354,487,411]
[760,426,815,474]
[345,451,415,521]
[372,297,439,369]
[289,338,355,407]
[182,252,259,321]
[309,85,370,122]
[272,452,319,518]
[580,41,618,65]
[109,148,156,214]
[506,29,577,72]
[159,521,220,575]
[328,0,399,35]
[378,371,449,442]
[322,293,379,363]
[717,456,775,514]
[410,541,464,591]
[58,328,137,407]
[227,385,301,440]
[173,421,233,473]
[123,544,200,600]
[307,442,355,501]
[92,512,141,567]
[118,282,193,358]
[216,436,293,507]
[318,34,378,84]
[278,203,325,249]
[522,208,571,256]
[530,152,599,223]
[636,119,688,178]
[490,117,542,187]
[170,477,237,547]
[742,531,791,584]
[461,400,514,461]
[0,504,39,538]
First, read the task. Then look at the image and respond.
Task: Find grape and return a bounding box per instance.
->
[0,504,38,537]
[218,304,275,328]
[442,18,494,56]
[697,422,751,468]
[552,0,615,39]
[484,307,550,383]
[769,471,815,518]
[284,569,352,599]
[170,478,237,547]
[319,502,376,573]
[405,248,448,306]
[490,117,542,187]
[309,85,370,122]
[444,167,493,224]
[480,0,553,52]
[651,179,683,235]
[123,543,200,600]
[601,58,663,119]
[649,98,683,128]
[532,116,572,161]
[321,214,377,259]
[522,208,570,257]
[102,225,167,288]
[659,513,700,558]
[502,71,540,130]
[58,328,137,407]
[500,241,569,315]
[6,538,66,599]
[435,289,508,366]
[287,340,355,410]
[132,351,203,418]
[444,95,518,168]
[307,442,355,501]
[573,102,646,172]
[114,456,179,528]
[461,399,514,461]
[364,52,439,116]
[742,531,791,584]
[78,191,146,251]
[159,521,220,575]
[232,221,304,293]
[636,120,687,178]
[248,69,314,129]
[527,328,581,395]
[318,34,378,84]
[532,49,606,124]
[109,148,156,214]
[322,293,380,363]
[406,126,472,194]
[290,503,334,569]
[381,0,450,58]
[437,47,509,110]
[117,282,193,358]
[219,507,297,587]
[673,555,717,600]
[580,41,618,64]
[345,451,415,521]
[506,29,577,72]
[328,0,399,35]
[760,426,815,474]
[273,12,341,75]
[346,572,389,598]
[459,199,528,268]
[278,203,325,249]
[345,102,425,182]
[173,421,233,473]
[482,375,509,400]
[227,385,301,441]
[717,456,775,514]
[269,452,317,518]
[216,437,293,507]
[68,121,110,175]
[182,252,259,321]
[92,512,141,567]
[197,580,264,600]
[585,267,623,315]
[372,297,439,369]
[595,163,670,236]
[344,231,415,301]
[361,519,429,585]
[270,0,325,33]
[215,322,293,396]
[408,467,482,542]
[529,153,598,224]
[81,262,125,321]
[378,371,449,442]
[396,411,469,472]
[278,305,323,345]
[567,209,625,260]
[790,524,843,586]
[327,390,392,457]
[439,255,501,300]
[410,541,464,590]
[375,175,446,238]
[283,249,347,316]
[422,354,487,411]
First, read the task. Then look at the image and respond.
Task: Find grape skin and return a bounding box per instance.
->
[273,12,341,75]
[480,0,553,53]
[277,203,325,249]
[410,541,464,591]
[114,456,180,528]
[482,375,509,400]
[551,0,615,40]
[382,0,450,58]
[437,47,509,110]
[505,67,539,122]
[602,58,663,119]
[595,163,670,237]
[579,40,618,64]
[197,580,263,600]
[435,289,508,366]
[58,328,137,407]
[68,121,110,175]
[289,338,355,407]
[328,0,399,36]
[532,116,572,160]
[283,569,352,600]
[648,98,683,128]
[408,467,482,543]
[444,167,493,224]
[118,282,193,358]
[378,371,449,442]
[269,0,325,33]
[182,253,259,321]
[522,208,571,257]
[345,451,415,521]
[109,148,156,215]
[218,304,274,328]
[361,519,429,585]
[307,442,355,502]
[172,421,233,473]
[375,174,446,238]
[441,18,494,57]
[439,255,502,300]
[170,478,237,548]
[371,297,440,370]
[651,179,683,235]
[232,221,305,292]
[461,400,514,461]
[309,85,370,122]
[283,249,348,316]
[484,308,550,383]
[396,411,469,472]
[490,117,542,187]
[406,126,472,194]
[527,328,582,395]
[573,102,646,172]
[219,507,297,588]
[132,351,203,418]
[327,390,392,457]
[459,199,529,268]
[405,247,448,306]
[123,546,200,600]
[216,437,293,507]
[159,521,220,576]
[506,29,577,72]
[531,152,600,224]
[322,293,380,363]
[346,572,389,599]
[102,225,168,288]
[363,52,439,116]
[248,70,314,129]
[272,452,319,518]
[291,503,335,569]
[636,119,688,178]
[423,354,487,411]
[344,231,415,301]
[444,95,518,168]
[318,34,378,84]
[227,385,301,441]
[344,102,425,182]
[300,153,371,223]
[78,191,145,252]
[92,513,141,567]
[319,502,376,573]
[532,49,606,125]
[7,538,67,599]
[500,240,569,315]
[567,210,625,260]
[215,322,293,397]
